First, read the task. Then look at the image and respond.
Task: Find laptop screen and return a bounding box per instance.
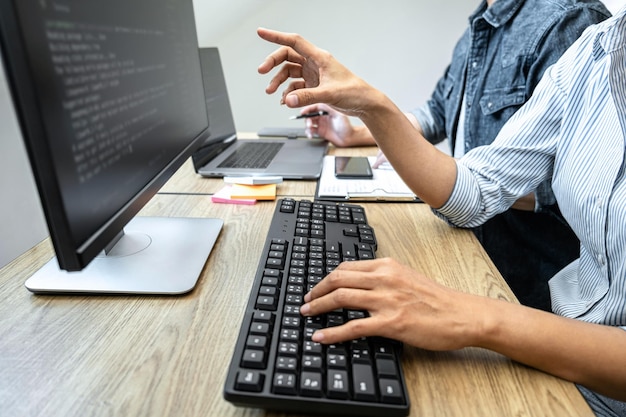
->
[192,47,237,170]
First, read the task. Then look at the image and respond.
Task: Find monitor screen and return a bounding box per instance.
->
[0,0,223,293]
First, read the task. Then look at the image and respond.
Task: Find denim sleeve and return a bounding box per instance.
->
[409,66,451,146]
[526,5,611,211]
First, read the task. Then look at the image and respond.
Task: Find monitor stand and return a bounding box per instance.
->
[24,217,223,295]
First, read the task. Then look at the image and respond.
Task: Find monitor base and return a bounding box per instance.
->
[25,217,223,295]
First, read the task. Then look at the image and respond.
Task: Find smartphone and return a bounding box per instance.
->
[334,156,373,179]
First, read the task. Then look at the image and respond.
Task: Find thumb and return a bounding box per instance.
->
[284,93,300,107]
[285,87,327,108]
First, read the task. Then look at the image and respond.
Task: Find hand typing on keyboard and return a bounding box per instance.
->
[299,257,478,352]
[224,199,410,417]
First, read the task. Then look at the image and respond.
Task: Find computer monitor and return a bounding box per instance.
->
[0,0,223,294]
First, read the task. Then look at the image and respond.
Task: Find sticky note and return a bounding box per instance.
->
[211,185,256,205]
[230,183,277,200]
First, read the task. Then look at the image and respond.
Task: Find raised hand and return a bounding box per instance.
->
[257,28,377,117]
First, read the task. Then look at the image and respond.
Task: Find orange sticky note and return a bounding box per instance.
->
[230,183,277,200]
[211,185,256,205]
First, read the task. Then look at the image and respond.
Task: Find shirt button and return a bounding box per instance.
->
[597,254,605,266]
[472,61,477,69]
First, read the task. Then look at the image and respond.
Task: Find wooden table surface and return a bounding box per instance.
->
[0,191,593,417]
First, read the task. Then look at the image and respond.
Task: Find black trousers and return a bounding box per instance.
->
[472,205,580,312]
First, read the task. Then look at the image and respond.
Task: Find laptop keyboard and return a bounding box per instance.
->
[218,142,283,169]
[223,199,410,416]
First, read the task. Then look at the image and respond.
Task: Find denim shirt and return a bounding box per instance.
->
[411,0,610,209]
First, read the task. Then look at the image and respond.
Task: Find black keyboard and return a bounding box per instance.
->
[223,199,410,416]
[218,142,283,169]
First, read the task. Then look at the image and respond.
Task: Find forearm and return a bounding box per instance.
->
[475,297,626,400]
[359,93,457,208]
[345,113,422,147]
[346,125,377,146]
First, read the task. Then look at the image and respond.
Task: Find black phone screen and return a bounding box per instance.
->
[334,156,373,179]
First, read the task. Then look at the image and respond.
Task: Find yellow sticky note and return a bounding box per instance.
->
[230,183,277,200]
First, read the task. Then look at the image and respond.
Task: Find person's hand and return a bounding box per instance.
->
[299,257,484,351]
[297,103,356,147]
[257,28,379,117]
[372,149,389,168]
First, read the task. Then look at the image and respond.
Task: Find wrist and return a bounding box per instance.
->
[349,125,377,146]
[359,92,406,136]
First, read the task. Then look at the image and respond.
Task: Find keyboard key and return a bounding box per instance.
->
[273,372,297,395]
[303,340,322,354]
[235,370,264,392]
[276,356,297,371]
[300,372,323,397]
[379,378,404,404]
[241,349,266,369]
[249,321,270,336]
[327,353,347,369]
[282,316,300,328]
[327,370,350,399]
[253,310,274,323]
[246,335,268,351]
[278,342,299,356]
[376,357,399,378]
[255,295,276,310]
[259,286,277,296]
[302,354,323,371]
[352,363,377,402]
[280,328,300,341]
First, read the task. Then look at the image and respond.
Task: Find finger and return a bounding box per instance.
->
[311,316,380,344]
[258,46,306,75]
[334,258,380,272]
[280,80,306,103]
[265,63,303,94]
[284,81,341,108]
[305,118,319,138]
[372,151,387,169]
[304,263,380,302]
[256,29,309,75]
[257,28,320,64]
[301,286,379,318]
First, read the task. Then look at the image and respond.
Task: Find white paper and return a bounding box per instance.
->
[317,156,417,201]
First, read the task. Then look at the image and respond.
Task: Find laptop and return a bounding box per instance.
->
[191,47,328,179]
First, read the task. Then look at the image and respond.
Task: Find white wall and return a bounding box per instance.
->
[0,51,47,269]
[193,0,474,132]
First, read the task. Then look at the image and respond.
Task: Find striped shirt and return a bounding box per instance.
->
[435,6,626,328]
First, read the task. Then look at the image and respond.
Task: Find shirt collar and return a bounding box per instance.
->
[470,0,525,28]
[593,7,626,60]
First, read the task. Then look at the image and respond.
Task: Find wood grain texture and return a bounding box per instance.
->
[0,162,592,417]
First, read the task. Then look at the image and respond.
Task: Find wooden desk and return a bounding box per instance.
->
[0,191,593,416]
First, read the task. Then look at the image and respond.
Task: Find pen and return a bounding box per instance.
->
[289,111,329,120]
